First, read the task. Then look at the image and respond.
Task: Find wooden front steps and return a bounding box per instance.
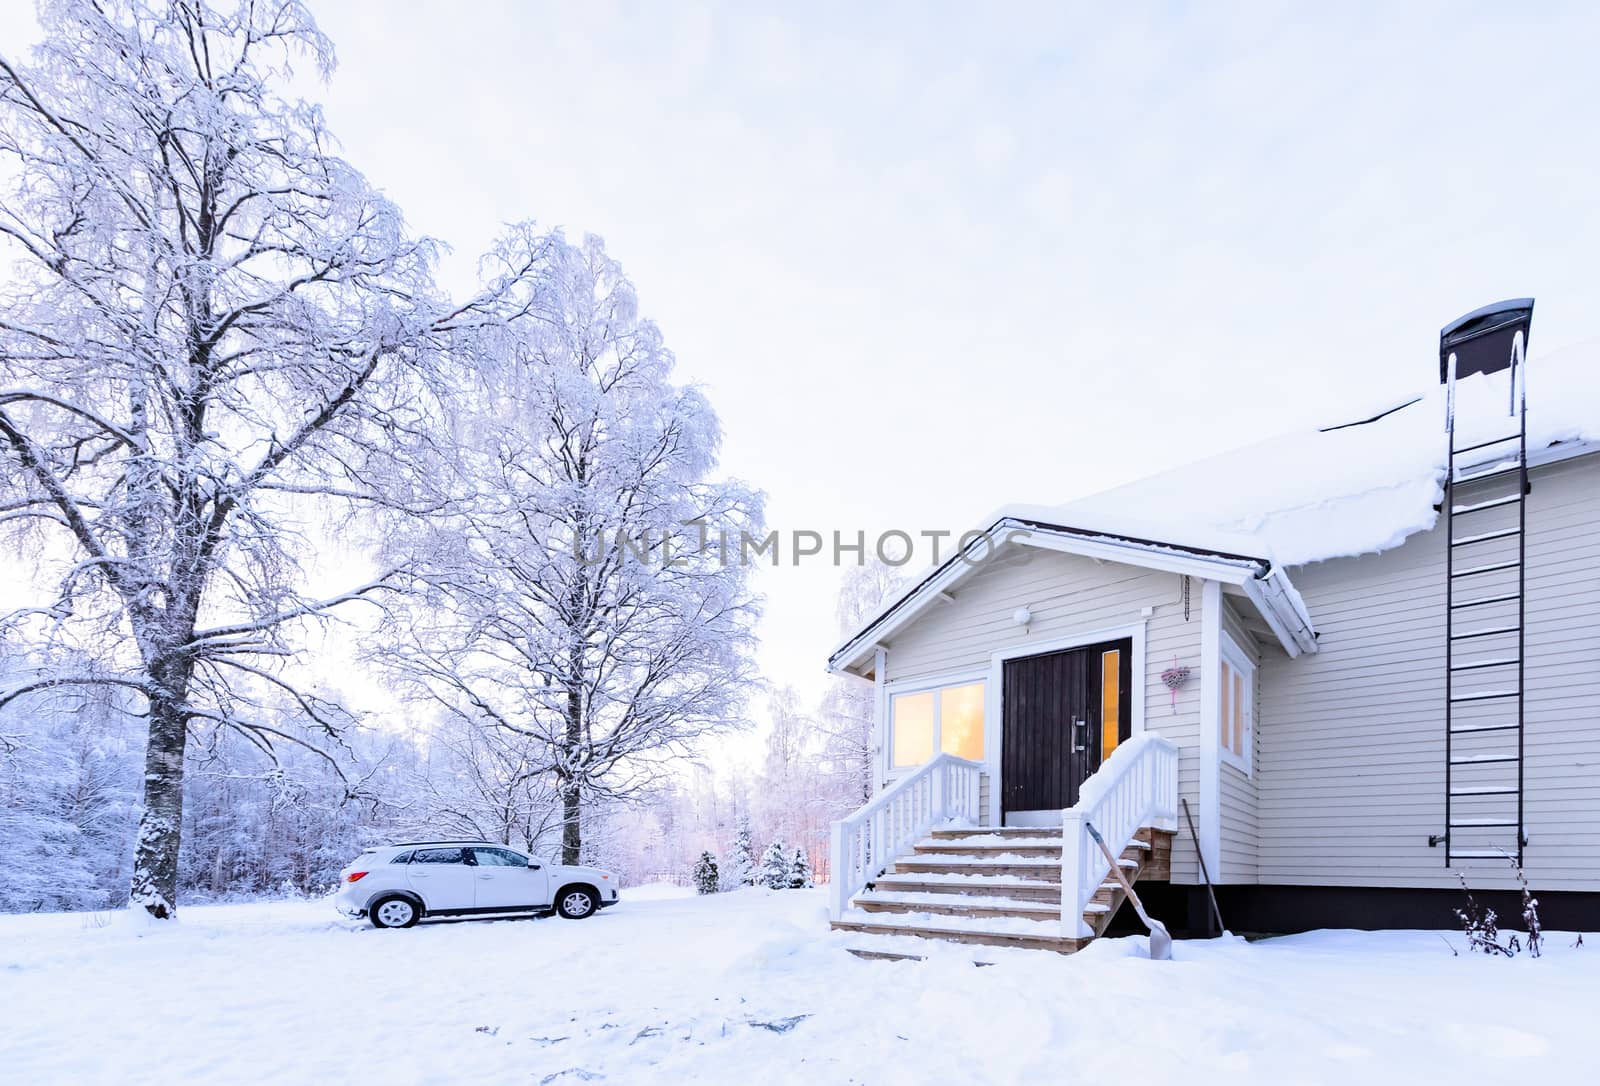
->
[888,858,1064,881]
[834,826,1173,958]
[835,916,1091,954]
[855,896,1061,922]
[868,874,1062,902]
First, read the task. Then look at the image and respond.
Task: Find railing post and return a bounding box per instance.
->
[829,820,848,920]
[930,757,947,822]
[880,802,890,862]
[1060,809,1094,939]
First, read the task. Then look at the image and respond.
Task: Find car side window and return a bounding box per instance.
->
[390,851,413,864]
[410,847,464,865]
[471,847,526,868]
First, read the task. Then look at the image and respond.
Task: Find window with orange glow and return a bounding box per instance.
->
[890,691,935,768]
[940,683,986,761]
[1219,635,1255,775]
[889,680,986,769]
[1101,650,1122,761]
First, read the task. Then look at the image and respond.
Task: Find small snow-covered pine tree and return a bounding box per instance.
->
[730,816,758,887]
[693,851,720,896]
[760,841,790,890]
[789,847,812,889]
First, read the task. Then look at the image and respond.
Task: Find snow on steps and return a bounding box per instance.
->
[856,892,1061,923]
[913,840,1064,858]
[835,826,1175,956]
[833,908,1090,954]
[868,872,1063,902]
[888,857,1065,881]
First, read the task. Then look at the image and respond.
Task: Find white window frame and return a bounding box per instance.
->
[1218,632,1255,778]
[885,671,988,775]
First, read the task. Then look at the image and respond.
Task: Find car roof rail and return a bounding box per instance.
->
[385,840,502,848]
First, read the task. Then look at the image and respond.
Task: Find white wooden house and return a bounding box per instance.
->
[825,300,1600,955]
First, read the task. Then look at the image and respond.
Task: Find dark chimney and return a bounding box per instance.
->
[1439,298,1534,383]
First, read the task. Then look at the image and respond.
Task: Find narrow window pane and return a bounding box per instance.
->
[939,683,986,761]
[1233,671,1246,757]
[1219,662,1232,751]
[891,691,935,768]
[1101,650,1121,761]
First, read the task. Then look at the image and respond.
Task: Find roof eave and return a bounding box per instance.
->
[826,518,1310,674]
[1240,569,1319,657]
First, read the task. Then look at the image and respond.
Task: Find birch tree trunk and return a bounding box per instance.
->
[131,679,191,918]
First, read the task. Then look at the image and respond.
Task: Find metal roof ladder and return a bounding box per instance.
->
[1433,301,1533,866]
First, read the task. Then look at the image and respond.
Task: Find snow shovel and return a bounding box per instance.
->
[1085,821,1172,961]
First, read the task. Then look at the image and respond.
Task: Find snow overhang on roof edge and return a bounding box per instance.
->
[826,518,1318,675]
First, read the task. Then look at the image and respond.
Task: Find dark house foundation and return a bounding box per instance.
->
[1105,883,1600,939]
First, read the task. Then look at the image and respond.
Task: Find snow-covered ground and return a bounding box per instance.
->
[1,887,1593,1084]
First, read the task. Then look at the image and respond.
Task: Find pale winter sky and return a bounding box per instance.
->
[5,2,1600,749]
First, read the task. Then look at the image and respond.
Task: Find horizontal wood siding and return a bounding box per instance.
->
[1220,598,1261,884]
[1259,451,1600,890]
[881,549,1205,883]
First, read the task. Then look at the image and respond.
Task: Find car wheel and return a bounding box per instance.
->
[370,895,421,929]
[556,886,597,919]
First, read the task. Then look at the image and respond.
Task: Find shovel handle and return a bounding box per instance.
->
[1085,821,1160,931]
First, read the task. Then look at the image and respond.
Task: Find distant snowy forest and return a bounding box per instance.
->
[0,622,882,910]
[0,0,888,914]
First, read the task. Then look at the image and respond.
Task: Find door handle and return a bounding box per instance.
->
[477,874,493,879]
[1072,717,1087,753]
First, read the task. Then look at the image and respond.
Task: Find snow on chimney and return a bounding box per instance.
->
[1439,298,1535,383]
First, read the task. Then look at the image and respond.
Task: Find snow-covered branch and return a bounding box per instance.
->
[0,0,541,917]
[371,231,765,864]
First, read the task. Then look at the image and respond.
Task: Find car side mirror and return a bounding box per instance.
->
[528,859,541,870]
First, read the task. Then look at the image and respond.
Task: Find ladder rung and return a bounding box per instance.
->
[1450,786,1518,796]
[1451,624,1519,640]
[1450,849,1516,859]
[1450,688,1520,703]
[1452,462,1523,486]
[1449,656,1519,671]
[1450,593,1520,610]
[1449,754,1519,765]
[1451,527,1521,547]
[1453,434,1520,455]
[1450,819,1520,827]
[1452,494,1520,515]
[1451,560,1520,579]
[1450,722,1520,734]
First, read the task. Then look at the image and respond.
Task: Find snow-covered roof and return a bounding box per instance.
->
[829,344,1600,674]
[1041,343,1600,569]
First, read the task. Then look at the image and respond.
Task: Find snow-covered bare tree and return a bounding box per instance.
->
[0,645,141,912]
[405,713,563,852]
[816,563,904,807]
[0,0,528,918]
[0,638,426,911]
[376,230,763,864]
[753,686,831,865]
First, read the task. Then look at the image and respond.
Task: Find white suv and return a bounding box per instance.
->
[335,842,619,928]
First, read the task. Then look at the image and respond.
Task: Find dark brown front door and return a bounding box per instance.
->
[1001,638,1132,818]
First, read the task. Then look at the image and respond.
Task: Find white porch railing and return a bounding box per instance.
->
[828,753,984,920]
[1060,733,1179,938]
